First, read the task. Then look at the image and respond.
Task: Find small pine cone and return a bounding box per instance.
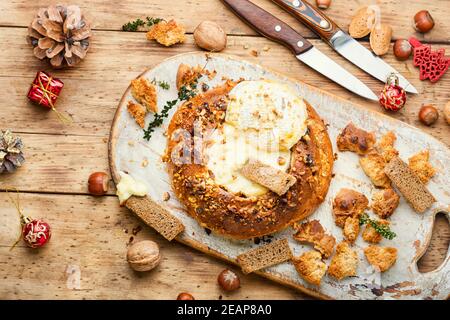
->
[0,130,25,174]
[27,4,92,68]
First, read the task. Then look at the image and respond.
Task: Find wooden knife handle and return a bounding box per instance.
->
[272,0,340,42]
[222,0,313,55]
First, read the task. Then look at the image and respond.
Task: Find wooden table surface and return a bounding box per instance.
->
[0,0,449,300]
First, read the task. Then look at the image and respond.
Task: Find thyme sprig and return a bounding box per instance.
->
[151,78,170,90]
[359,213,396,240]
[122,17,163,32]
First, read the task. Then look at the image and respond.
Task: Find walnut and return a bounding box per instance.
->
[127,240,161,272]
[193,21,227,52]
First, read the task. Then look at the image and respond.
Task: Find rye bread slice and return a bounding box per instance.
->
[126,196,184,241]
[240,160,297,196]
[384,157,436,213]
[236,238,292,274]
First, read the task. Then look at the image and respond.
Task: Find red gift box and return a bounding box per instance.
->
[27,71,64,109]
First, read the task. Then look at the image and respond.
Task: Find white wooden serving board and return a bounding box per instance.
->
[109,53,449,300]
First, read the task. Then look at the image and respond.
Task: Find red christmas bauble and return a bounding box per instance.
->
[379,73,407,112]
[22,218,51,248]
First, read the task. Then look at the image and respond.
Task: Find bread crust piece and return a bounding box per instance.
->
[362,219,389,244]
[375,131,399,162]
[364,245,397,272]
[343,216,360,244]
[293,220,336,258]
[130,77,157,113]
[293,251,327,286]
[328,242,359,280]
[127,101,146,128]
[359,151,391,188]
[146,20,186,47]
[166,82,334,239]
[408,150,436,184]
[332,189,368,228]
[371,188,400,219]
[337,122,375,155]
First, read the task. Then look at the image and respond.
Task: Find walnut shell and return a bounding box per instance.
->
[193,21,227,52]
[127,240,161,272]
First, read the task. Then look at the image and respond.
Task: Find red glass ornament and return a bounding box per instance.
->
[27,71,64,109]
[22,217,51,248]
[409,37,450,83]
[379,73,407,112]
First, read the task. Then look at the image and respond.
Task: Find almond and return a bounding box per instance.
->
[370,23,392,56]
[349,7,376,38]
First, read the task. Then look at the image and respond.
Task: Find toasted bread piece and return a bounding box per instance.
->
[384,157,436,213]
[176,63,203,90]
[293,220,336,258]
[408,150,436,184]
[241,160,297,196]
[359,151,391,188]
[328,242,359,280]
[362,219,389,244]
[343,216,360,244]
[333,189,368,228]
[236,238,292,274]
[127,101,146,128]
[364,245,397,272]
[146,19,186,47]
[371,188,400,219]
[125,196,184,241]
[292,251,327,286]
[130,77,158,113]
[376,131,399,162]
[337,123,376,155]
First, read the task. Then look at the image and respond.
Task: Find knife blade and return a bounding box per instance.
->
[271,0,418,93]
[222,0,378,100]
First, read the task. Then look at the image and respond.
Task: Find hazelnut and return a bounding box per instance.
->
[316,0,331,9]
[414,10,435,33]
[217,269,240,291]
[444,101,450,125]
[177,292,195,300]
[126,240,161,272]
[193,21,227,52]
[418,105,439,126]
[393,39,412,61]
[88,172,109,196]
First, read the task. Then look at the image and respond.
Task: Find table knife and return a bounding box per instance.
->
[271,0,418,93]
[222,0,378,100]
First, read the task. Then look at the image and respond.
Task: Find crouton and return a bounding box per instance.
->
[176,63,203,90]
[371,188,400,219]
[292,251,327,286]
[343,216,360,244]
[375,131,399,162]
[337,123,376,155]
[364,245,397,272]
[332,188,368,228]
[146,19,186,47]
[362,219,389,244]
[293,220,336,258]
[359,151,391,188]
[130,77,158,113]
[328,242,359,280]
[408,150,436,184]
[127,101,146,128]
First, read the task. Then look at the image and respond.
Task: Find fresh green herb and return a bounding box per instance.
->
[151,78,170,90]
[122,17,163,32]
[359,213,396,240]
[143,78,200,140]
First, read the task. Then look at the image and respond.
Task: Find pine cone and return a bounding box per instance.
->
[0,130,25,174]
[27,5,92,68]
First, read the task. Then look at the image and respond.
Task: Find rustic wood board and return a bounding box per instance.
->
[109,52,450,300]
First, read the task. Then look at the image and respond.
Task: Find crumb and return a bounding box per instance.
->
[359,151,391,188]
[163,192,170,201]
[376,131,398,162]
[128,141,135,147]
[132,225,142,236]
[362,219,389,244]
[141,158,149,167]
[146,19,186,46]
[337,122,376,155]
[263,46,270,52]
[127,101,146,128]
[328,242,359,280]
[292,251,327,286]
[131,77,158,113]
[371,188,400,219]
[364,245,397,272]
[408,150,436,184]
[293,220,335,258]
[333,188,368,228]
[250,49,259,57]
[243,44,249,49]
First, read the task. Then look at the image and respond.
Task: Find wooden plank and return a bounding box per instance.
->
[0,193,447,299]
[0,0,449,42]
[0,193,307,300]
[0,28,449,145]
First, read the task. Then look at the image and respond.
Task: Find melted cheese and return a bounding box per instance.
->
[116,171,148,204]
